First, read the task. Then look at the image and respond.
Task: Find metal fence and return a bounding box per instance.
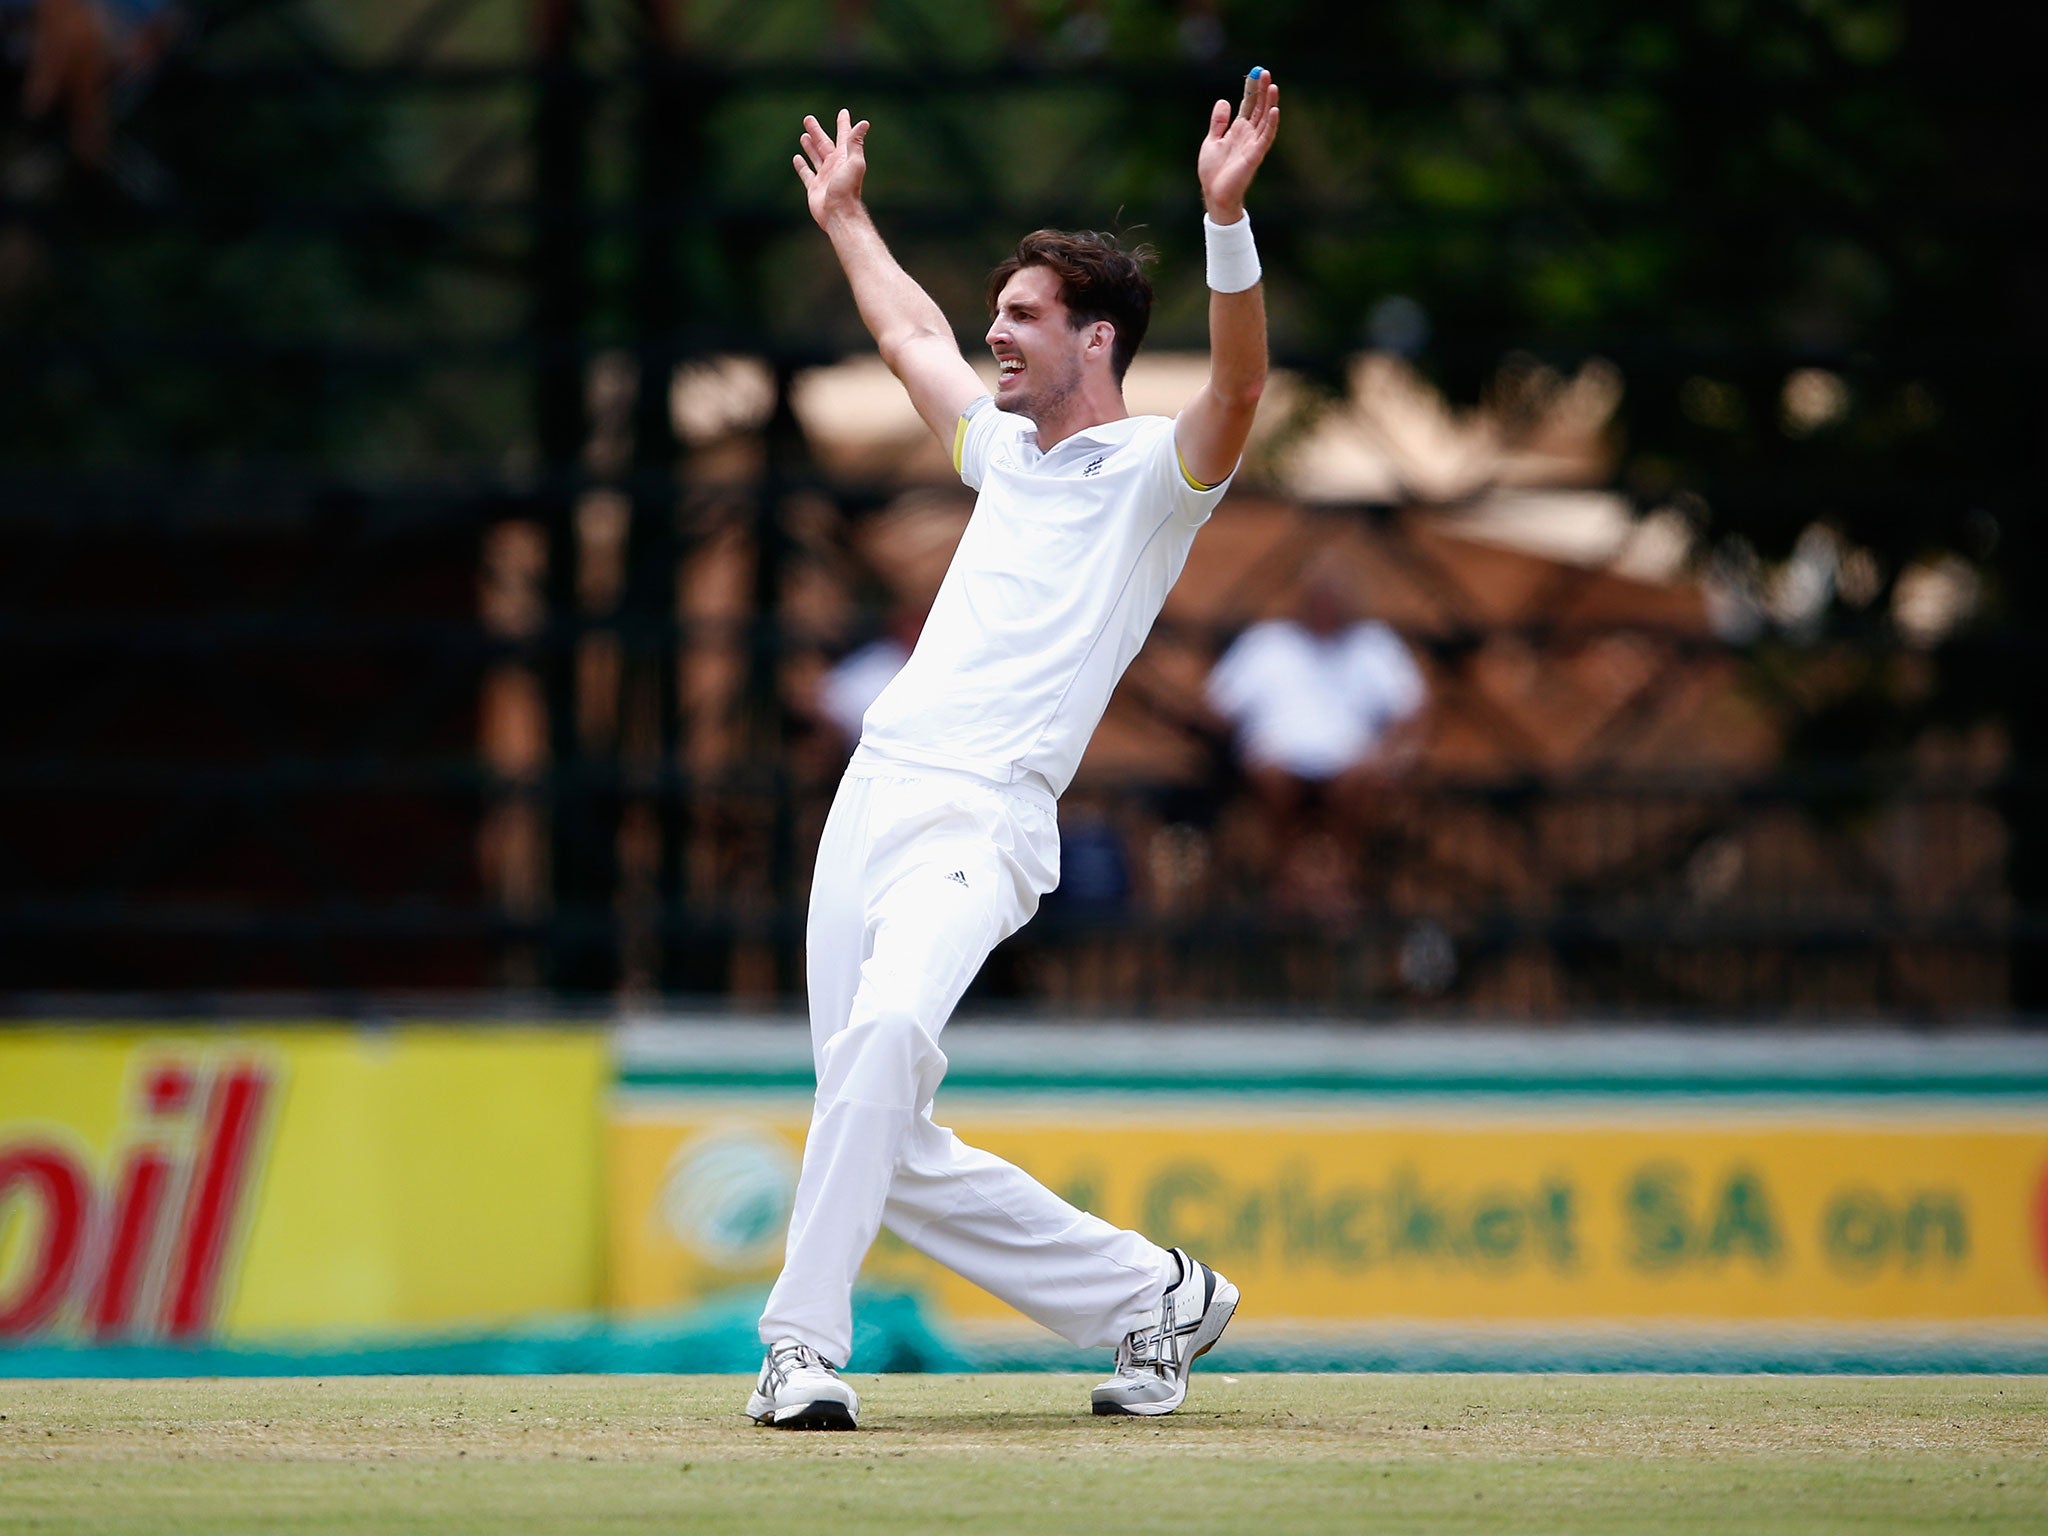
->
[0,0,2034,1019]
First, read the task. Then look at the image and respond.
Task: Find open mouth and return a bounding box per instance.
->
[996,357,1024,385]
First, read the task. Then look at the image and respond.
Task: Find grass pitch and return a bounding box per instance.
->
[3,1373,2045,1535]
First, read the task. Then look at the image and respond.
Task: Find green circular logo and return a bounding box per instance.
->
[657,1125,797,1268]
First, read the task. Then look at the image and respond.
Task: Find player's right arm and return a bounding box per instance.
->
[794,110,985,451]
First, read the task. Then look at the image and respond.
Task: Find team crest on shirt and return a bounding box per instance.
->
[1083,455,1105,477]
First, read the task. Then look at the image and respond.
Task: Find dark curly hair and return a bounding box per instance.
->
[985,230,1157,382]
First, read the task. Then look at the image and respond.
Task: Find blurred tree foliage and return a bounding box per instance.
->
[0,0,531,473]
[2,0,2039,1000]
[3,5,378,465]
[4,0,2035,753]
[6,0,2030,579]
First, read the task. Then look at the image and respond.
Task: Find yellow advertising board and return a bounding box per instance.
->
[0,1027,606,1344]
[13,1018,2048,1364]
[609,1098,2048,1331]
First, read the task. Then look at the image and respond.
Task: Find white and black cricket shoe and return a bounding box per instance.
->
[745,1337,860,1430]
[1090,1248,1239,1416]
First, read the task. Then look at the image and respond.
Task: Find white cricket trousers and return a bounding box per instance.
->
[757,754,1173,1366]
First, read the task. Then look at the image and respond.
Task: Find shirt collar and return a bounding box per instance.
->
[1029,414,1147,454]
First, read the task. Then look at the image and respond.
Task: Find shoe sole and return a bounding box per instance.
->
[1091,1276,1240,1417]
[771,1400,857,1430]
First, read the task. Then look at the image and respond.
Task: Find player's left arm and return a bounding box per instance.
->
[1174,70,1281,490]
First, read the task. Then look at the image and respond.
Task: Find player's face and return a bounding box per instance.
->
[986,265,1088,419]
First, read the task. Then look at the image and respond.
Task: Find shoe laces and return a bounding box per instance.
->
[1113,1316,1181,1377]
[766,1339,835,1386]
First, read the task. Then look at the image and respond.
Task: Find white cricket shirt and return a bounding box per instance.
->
[857,394,1233,797]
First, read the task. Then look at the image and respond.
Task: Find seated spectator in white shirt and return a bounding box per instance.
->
[817,628,913,750]
[1204,564,1428,914]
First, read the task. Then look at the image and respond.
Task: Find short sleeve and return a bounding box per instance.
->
[954,394,1026,491]
[1351,624,1427,723]
[1157,419,1237,527]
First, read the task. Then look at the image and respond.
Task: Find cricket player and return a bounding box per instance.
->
[748,69,1280,1430]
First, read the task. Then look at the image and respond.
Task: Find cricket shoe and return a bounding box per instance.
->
[1090,1248,1239,1416]
[745,1338,860,1430]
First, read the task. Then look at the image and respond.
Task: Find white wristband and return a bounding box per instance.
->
[1204,211,1261,294]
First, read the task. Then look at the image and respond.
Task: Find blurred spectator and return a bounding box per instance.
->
[7,0,177,164]
[813,607,920,752]
[793,496,962,777]
[1042,792,1133,920]
[1026,787,1138,1008]
[1205,560,1428,915]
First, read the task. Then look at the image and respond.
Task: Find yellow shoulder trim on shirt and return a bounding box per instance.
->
[1176,445,1218,492]
[952,413,970,474]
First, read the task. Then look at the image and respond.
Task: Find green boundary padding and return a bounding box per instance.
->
[0,1292,967,1379]
[8,1289,2048,1377]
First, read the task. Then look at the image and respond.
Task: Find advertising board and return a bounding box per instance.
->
[610,1022,2048,1362]
[0,1027,605,1344]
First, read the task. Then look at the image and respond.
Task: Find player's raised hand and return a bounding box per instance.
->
[1197,69,1280,223]
[794,109,871,230]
